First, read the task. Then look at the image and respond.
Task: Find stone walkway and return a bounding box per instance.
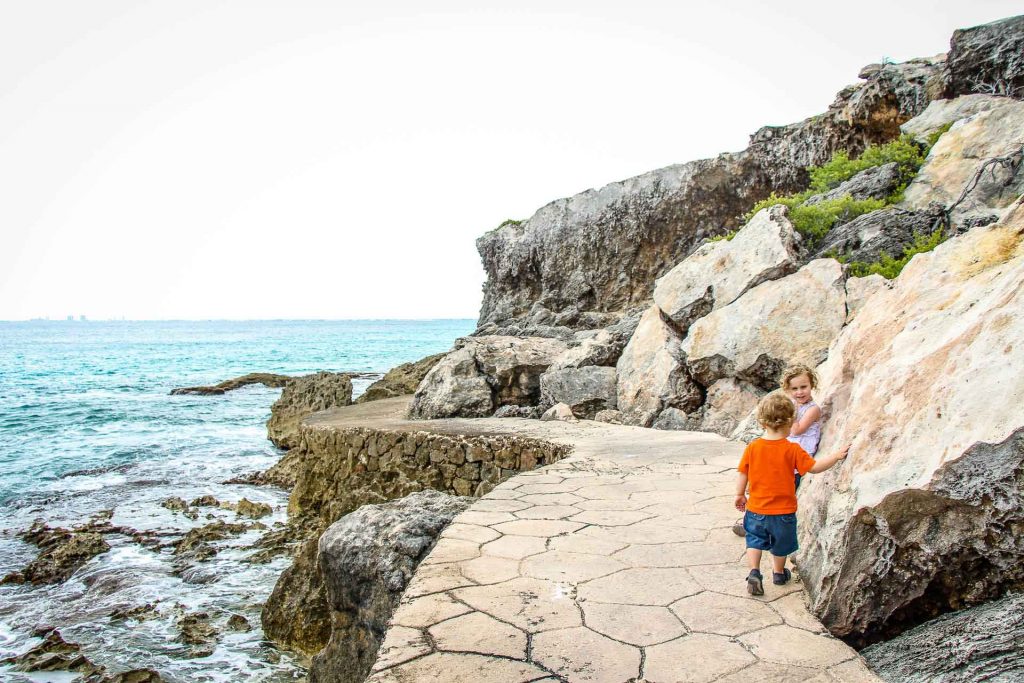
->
[317,406,879,682]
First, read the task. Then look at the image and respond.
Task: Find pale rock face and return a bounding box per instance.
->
[539,366,617,419]
[408,336,568,419]
[691,379,766,438]
[902,97,1024,222]
[899,94,1019,144]
[798,206,1024,644]
[593,409,624,424]
[615,307,702,427]
[681,260,848,390]
[550,330,621,370]
[652,407,689,431]
[844,274,892,323]
[540,403,577,422]
[652,206,799,332]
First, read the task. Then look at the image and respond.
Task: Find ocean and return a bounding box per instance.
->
[0,319,474,682]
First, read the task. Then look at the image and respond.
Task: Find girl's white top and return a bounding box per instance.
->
[788,400,821,456]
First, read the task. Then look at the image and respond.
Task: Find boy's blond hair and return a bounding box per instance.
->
[780,363,818,390]
[757,392,795,430]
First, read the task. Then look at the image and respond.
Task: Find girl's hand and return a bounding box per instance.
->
[734,495,747,511]
[837,444,850,460]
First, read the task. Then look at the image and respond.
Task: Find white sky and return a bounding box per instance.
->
[1,1,1020,321]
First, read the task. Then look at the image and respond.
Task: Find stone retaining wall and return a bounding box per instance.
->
[290,424,571,524]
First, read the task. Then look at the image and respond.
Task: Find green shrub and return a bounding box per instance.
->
[707,229,738,242]
[847,228,946,279]
[747,195,884,247]
[925,122,954,152]
[498,218,524,229]
[807,135,927,194]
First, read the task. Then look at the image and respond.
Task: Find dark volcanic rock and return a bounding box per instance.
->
[862,593,1024,682]
[267,371,354,449]
[170,372,293,395]
[813,205,946,265]
[355,353,446,404]
[946,14,1024,99]
[1,523,110,585]
[308,490,473,683]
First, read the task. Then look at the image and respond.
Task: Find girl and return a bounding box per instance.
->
[782,364,822,461]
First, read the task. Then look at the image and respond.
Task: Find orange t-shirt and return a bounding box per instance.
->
[737,437,817,514]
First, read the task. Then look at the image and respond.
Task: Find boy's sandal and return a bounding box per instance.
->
[731,519,746,537]
[772,568,792,585]
[746,570,764,596]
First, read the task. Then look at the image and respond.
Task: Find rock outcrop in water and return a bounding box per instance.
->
[170,372,293,395]
[2,522,110,585]
[267,372,354,449]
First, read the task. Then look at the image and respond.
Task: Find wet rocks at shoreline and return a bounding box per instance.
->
[170,372,294,395]
[1,628,102,676]
[267,372,355,449]
[2,522,110,585]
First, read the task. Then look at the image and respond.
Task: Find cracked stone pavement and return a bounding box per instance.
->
[317,402,879,683]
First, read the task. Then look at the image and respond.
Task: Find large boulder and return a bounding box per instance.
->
[902,96,1024,223]
[798,207,1024,645]
[686,378,766,438]
[309,491,472,683]
[812,205,946,265]
[945,14,1024,99]
[408,336,568,419]
[861,593,1024,683]
[356,354,446,404]
[653,205,800,331]
[267,372,353,449]
[900,93,1019,143]
[615,306,702,426]
[681,259,848,390]
[539,366,617,418]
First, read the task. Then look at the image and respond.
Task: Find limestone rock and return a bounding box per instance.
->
[813,205,946,266]
[0,628,100,675]
[309,491,472,683]
[798,210,1024,645]
[261,531,332,657]
[689,379,766,438]
[1,523,110,585]
[540,366,617,418]
[492,404,544,419]
[356,354,446,404]
[616,306,702,427]
[477,57,941,331]
[235,498,272,519]
[593,409,624,424]
[681,259,847,390]
[945,15,1024,99]
[900,93,1020,143]
[653,205,800,331]
[845,274,892,322]
[902,97,1024,223]
[861,593,1024,682]
[408,336,567,419]
[171,372,293,396]
[541,403,577,422]
[267,372,353,449]
[803,162,901,205]
[652,407,690,431]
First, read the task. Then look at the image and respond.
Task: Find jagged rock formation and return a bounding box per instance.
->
[2,523,110,585]
[798,206,1024,645]
[267,372,354,449]
[812,205,946,264]
[408,336,568,419]
[861,593,1024,682]
[170,372,293,395]
[309,491,472,683]
[475,56,943,333]
[356,354,446,404]
[539,366,617,418]
[945,15,1024,98]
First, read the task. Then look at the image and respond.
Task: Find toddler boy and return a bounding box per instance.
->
[735,392,848,595]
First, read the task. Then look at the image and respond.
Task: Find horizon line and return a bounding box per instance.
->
[0,317,479,323]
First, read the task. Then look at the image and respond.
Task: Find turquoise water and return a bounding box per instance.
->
[0,319,473,681]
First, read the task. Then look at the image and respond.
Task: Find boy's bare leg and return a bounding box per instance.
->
[746,548,762,571]
[772,554,787,574]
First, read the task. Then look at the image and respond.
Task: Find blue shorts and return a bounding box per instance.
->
[744,510,799,557]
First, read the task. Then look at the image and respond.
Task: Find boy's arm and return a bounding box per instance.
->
[790,405,822,436]
[809,444,850,473]
[734,472,749,511]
